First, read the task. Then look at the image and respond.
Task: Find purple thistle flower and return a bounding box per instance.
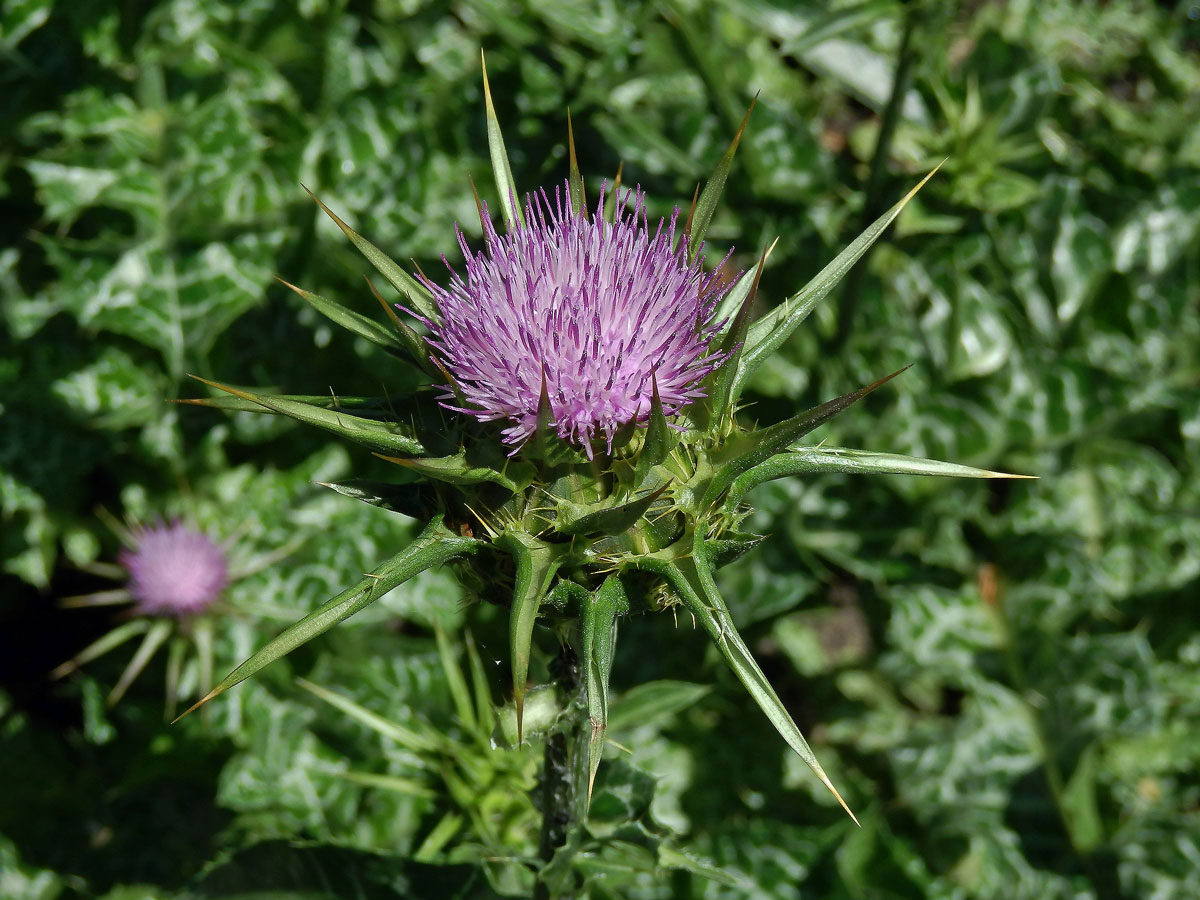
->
[120,520,229,617]
[422,183,733,452]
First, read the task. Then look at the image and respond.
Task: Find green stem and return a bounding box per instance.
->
[833,5,920,350]
[990,587,1122,900]
[534,635,588,900]
[139,61,186,386]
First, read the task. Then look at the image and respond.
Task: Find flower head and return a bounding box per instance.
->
[422,183,732,451]
[120,520,229,617]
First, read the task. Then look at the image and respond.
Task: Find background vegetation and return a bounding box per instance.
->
[2,0,1197,897]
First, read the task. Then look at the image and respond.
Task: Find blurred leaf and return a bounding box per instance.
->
[0,834,64,900]
[608,681,711,733]
[0,0,51,49]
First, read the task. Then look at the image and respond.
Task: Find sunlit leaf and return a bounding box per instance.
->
[729,447,1034,506]
[735,166,940,397]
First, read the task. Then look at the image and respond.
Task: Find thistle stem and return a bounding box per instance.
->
[534,635,588,900]
[989,579,1122,899]
[833,4,920,350]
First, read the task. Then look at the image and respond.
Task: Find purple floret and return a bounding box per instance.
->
[120,520,229,617]
[421,183,732,453]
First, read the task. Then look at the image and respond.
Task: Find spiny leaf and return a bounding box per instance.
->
[682,184,699,250]
[687,94,757,263]
[605,160,625,223]
[527,435,593,468]
[729,447,1036,507]
[493,684,565,749]
[175,393,392,415]
[543,577,589,614]
[316,478,438,521]
[192,618,214,704]
[532,367,554,465]
[712,237,779,334]
[303,185,440,323]
[362,276,440,378]
[706,531,767,569]
[734,164,941,397]
[374,450,533,492]
[50,619,150,681]
[187,376,426,457]
[554,482,670,537]
[467,174,487,230]
[708,244,768,426]
[633,373,675,490]
[582,575,629,803]
[481,51,524,231]
[637,547,859,825]
[275,277,409,357]
[427,351,469,408]
[497,532,563,743]
[704,368,908,508]
[107,619,172,707]
[175,520,479,721]
[164,634,186,720]
[567,110,587,219]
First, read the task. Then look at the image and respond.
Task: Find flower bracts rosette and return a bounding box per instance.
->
[181,66,1032,825]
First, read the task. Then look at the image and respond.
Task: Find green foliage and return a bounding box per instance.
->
[3,1,1198,899]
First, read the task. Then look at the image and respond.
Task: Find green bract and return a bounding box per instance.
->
[181,66,1030,830]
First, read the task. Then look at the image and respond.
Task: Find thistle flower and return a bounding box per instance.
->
[120,520,229,617]
[423,184,730,450]
[53,512,284,712]
[184,64,1032,851]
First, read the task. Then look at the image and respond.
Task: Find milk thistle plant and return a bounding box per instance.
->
[182,64,1026,888]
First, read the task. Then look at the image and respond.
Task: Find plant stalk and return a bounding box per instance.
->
[833,5,920,350]
[533,634,588,900]
[989,576,1123,900]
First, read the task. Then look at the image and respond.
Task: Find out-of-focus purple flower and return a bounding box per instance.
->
[120,520,229,617]
[422,183,732,452]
